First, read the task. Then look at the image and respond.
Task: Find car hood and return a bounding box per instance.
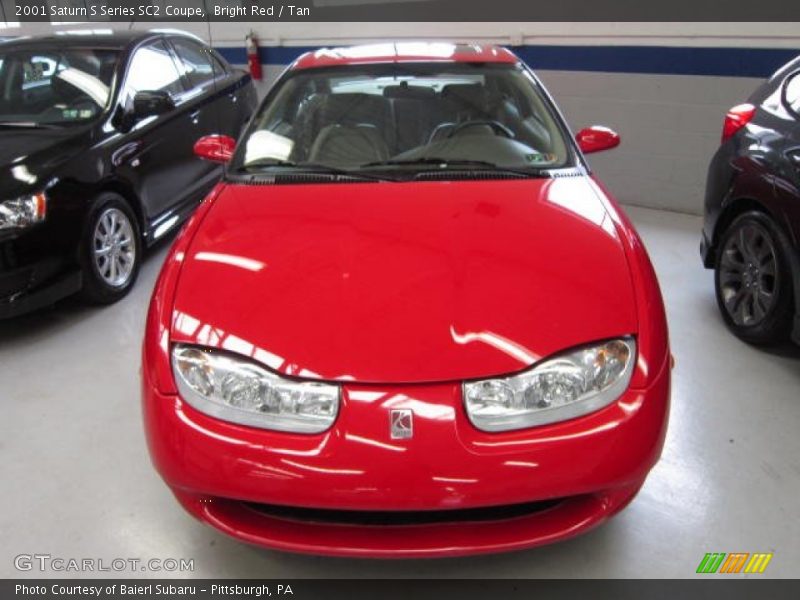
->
[0,126,91,198]
[171,176,637,384]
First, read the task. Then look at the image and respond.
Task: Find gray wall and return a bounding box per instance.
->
[538,71,764,214]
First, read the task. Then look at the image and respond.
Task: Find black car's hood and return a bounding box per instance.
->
[0,125,93,198]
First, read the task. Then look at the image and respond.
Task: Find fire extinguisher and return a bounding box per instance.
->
[246,31,262,81]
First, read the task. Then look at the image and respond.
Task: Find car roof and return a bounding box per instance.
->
[0,29,204,50]
[291,43,519,70]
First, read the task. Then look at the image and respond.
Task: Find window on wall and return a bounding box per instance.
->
[785,72,800,114]
[120,40,183,110]
[170,38,218,90]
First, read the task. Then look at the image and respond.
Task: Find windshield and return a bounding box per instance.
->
[232,63,573,177]
[0,47,119,126]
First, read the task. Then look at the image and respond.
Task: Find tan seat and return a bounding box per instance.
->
[308,124,390,166]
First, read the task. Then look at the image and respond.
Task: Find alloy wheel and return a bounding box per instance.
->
[718,222,779,327]
[92,207,136,288]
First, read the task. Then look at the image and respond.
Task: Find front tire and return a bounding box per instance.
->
[79,193,141,305]
[714,211,794,344]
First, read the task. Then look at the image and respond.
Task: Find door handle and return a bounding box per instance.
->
[111,141,143,167]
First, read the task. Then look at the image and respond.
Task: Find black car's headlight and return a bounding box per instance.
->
[463,338,636,432]
[172,345,340,434]
[0,192,47,231]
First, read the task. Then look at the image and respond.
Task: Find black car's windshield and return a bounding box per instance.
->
[0,47,119,126]
[232,62,573,177]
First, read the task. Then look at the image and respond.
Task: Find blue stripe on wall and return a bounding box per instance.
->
[216,44,799,79]
[512,45,798,78]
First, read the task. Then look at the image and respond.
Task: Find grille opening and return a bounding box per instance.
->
[243,498,563,526]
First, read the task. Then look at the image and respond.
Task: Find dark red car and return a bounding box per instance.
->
[142,44,670,557]
[701,54,800,345]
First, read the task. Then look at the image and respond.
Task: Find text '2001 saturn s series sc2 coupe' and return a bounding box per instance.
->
[141,43,671,558]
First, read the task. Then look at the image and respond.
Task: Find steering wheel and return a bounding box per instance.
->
[447,120,515,139]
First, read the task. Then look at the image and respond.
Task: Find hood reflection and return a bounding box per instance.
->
[450,326,538,366]
[194,251,267,272]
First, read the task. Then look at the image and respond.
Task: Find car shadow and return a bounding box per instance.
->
[0,296,97,347]
[755,341,800,359]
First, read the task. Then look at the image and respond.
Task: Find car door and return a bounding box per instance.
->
[113,38,198,231]
[168,36,255,144]
[164,37,231,202]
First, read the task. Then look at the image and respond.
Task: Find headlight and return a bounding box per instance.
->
[464,338,636,432]
[172,345,339,433]
[0,192,47,230]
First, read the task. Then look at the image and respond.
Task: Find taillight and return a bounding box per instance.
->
[722,103,756,142]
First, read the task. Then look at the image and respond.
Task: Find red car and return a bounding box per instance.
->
[142,43,670,558]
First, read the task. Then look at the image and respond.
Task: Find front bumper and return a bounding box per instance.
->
[143,353,670,557]
[0,222,83,319]
[0,257,81,319]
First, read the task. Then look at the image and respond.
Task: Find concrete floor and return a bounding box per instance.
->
[1,205,798,579]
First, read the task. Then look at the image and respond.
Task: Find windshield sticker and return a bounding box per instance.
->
[525,152,556,164]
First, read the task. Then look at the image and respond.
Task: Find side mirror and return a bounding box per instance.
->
[132,90,175,120]
[576,126,621,154]
[193,134,236,163]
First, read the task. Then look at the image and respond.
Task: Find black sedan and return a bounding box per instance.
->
[0,31,257,318]
[701,55,800,345]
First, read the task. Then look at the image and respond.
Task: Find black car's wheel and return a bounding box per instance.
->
[79,193,142,304]
[714,211,794,344]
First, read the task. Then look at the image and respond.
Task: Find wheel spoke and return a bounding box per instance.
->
[737,228,750,259]
[735,293,751,325]
[720,249,744,272]
[723,286,744,312]
[719,268,742,286]
[97,255,110,276]
[102,213,113,236]
[752,293,767,321]
[92,207,136,287]
[743,226,760,260]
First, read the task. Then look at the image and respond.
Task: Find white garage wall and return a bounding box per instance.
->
[5,20,800,214]
[540,70,763,214]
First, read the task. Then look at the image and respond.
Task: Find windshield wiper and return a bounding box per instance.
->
[360,158,547,178]
[237,159,398,182]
